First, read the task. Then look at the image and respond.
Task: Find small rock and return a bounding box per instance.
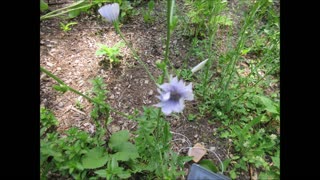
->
[110,125,120,133]
[109,94,115,99]
[116,92,120,95]
[194,134,198,138]
[172,120,178,126]
[57,67,61,71]
[46,62,53,67]
[209,147,216,151]
[144,80,149,84]
[58,102,64,108]
[77,96,83,102]
[148,90,153,96]
[83,123,95,134]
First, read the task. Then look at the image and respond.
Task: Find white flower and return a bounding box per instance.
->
[243,141,249,147]
[270,134,277,140]
[191,59,208,73]
[98,3,120,22]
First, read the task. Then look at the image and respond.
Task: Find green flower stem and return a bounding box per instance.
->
[154,1,175,177]
[113,21,157,85]
[40,0,90,20]
[162,1,172,82]
[155,0,174,138]
[40,66,131,120]
[165,1,176,73]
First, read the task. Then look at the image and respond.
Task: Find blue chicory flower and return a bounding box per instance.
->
[155,75,194,115]
[98,3,120,22]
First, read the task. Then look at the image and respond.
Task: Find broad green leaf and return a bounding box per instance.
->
[111,142,139,161]
[241,48,251,55]
[40,0,48,12]
[76,162,84,170]
[230,170,237,179]
[67,2,91,19]
[148,0,155,9]
[112,152,131,161]
[110,156,118,170]
[117,171,131,179]
[108,130,139,161]
[82,147,108,169]
[231,155,240,160]
[95,49,107,56]
[222,159,231,172]
[199,159,218,173]
[68,10,81,18]
[216,15,233,26]
[259,172,277,179]
[109,130,130,149]
[271,155,280,168]
[94,169,106,177]
[257,96,279,114]
[69,167,74,174]
[241,115,262,137]
[220,131,230,138]
[155,60,166,70]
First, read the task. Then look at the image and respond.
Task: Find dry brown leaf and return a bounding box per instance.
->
[188,143,207,162]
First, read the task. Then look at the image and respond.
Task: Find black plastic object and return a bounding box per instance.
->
[187,163,231,180]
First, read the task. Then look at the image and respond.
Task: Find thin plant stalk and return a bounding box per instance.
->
[40,66,131,120]
[201,0,223,98]
[218,1,265,96]
[113,21,157,84]
[155,0,174,136]
[40,0,89,20]
[154,0,175,177]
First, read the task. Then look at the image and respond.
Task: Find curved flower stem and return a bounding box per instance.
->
[40,66,132,120]
[113,21,157,85]
[40,0,90,20]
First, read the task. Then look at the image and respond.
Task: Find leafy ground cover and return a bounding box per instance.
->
[40,0,280,179]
